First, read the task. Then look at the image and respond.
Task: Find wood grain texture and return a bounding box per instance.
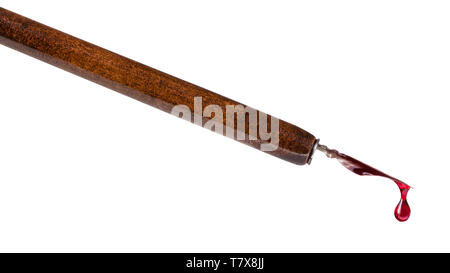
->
[0,7,317,165]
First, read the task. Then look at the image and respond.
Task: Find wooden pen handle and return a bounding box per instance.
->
[0,7,317,165]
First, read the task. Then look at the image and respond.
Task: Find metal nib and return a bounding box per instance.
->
[317,144,339,159]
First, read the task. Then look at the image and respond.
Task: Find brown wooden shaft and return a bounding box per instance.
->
[0,7,317,165]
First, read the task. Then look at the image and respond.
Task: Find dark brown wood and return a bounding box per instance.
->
[0,7,317,165]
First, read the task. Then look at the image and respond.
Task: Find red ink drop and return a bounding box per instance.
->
[320,147,411,222]
[394,186,410,222]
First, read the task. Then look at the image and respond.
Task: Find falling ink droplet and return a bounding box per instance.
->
[318,145,411,222]
[394,186,411,222]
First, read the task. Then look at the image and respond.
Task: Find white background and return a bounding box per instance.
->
[0,1,449,252]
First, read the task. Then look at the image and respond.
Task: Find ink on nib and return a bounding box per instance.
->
[316,144,412,222]
[335,153,413,222]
